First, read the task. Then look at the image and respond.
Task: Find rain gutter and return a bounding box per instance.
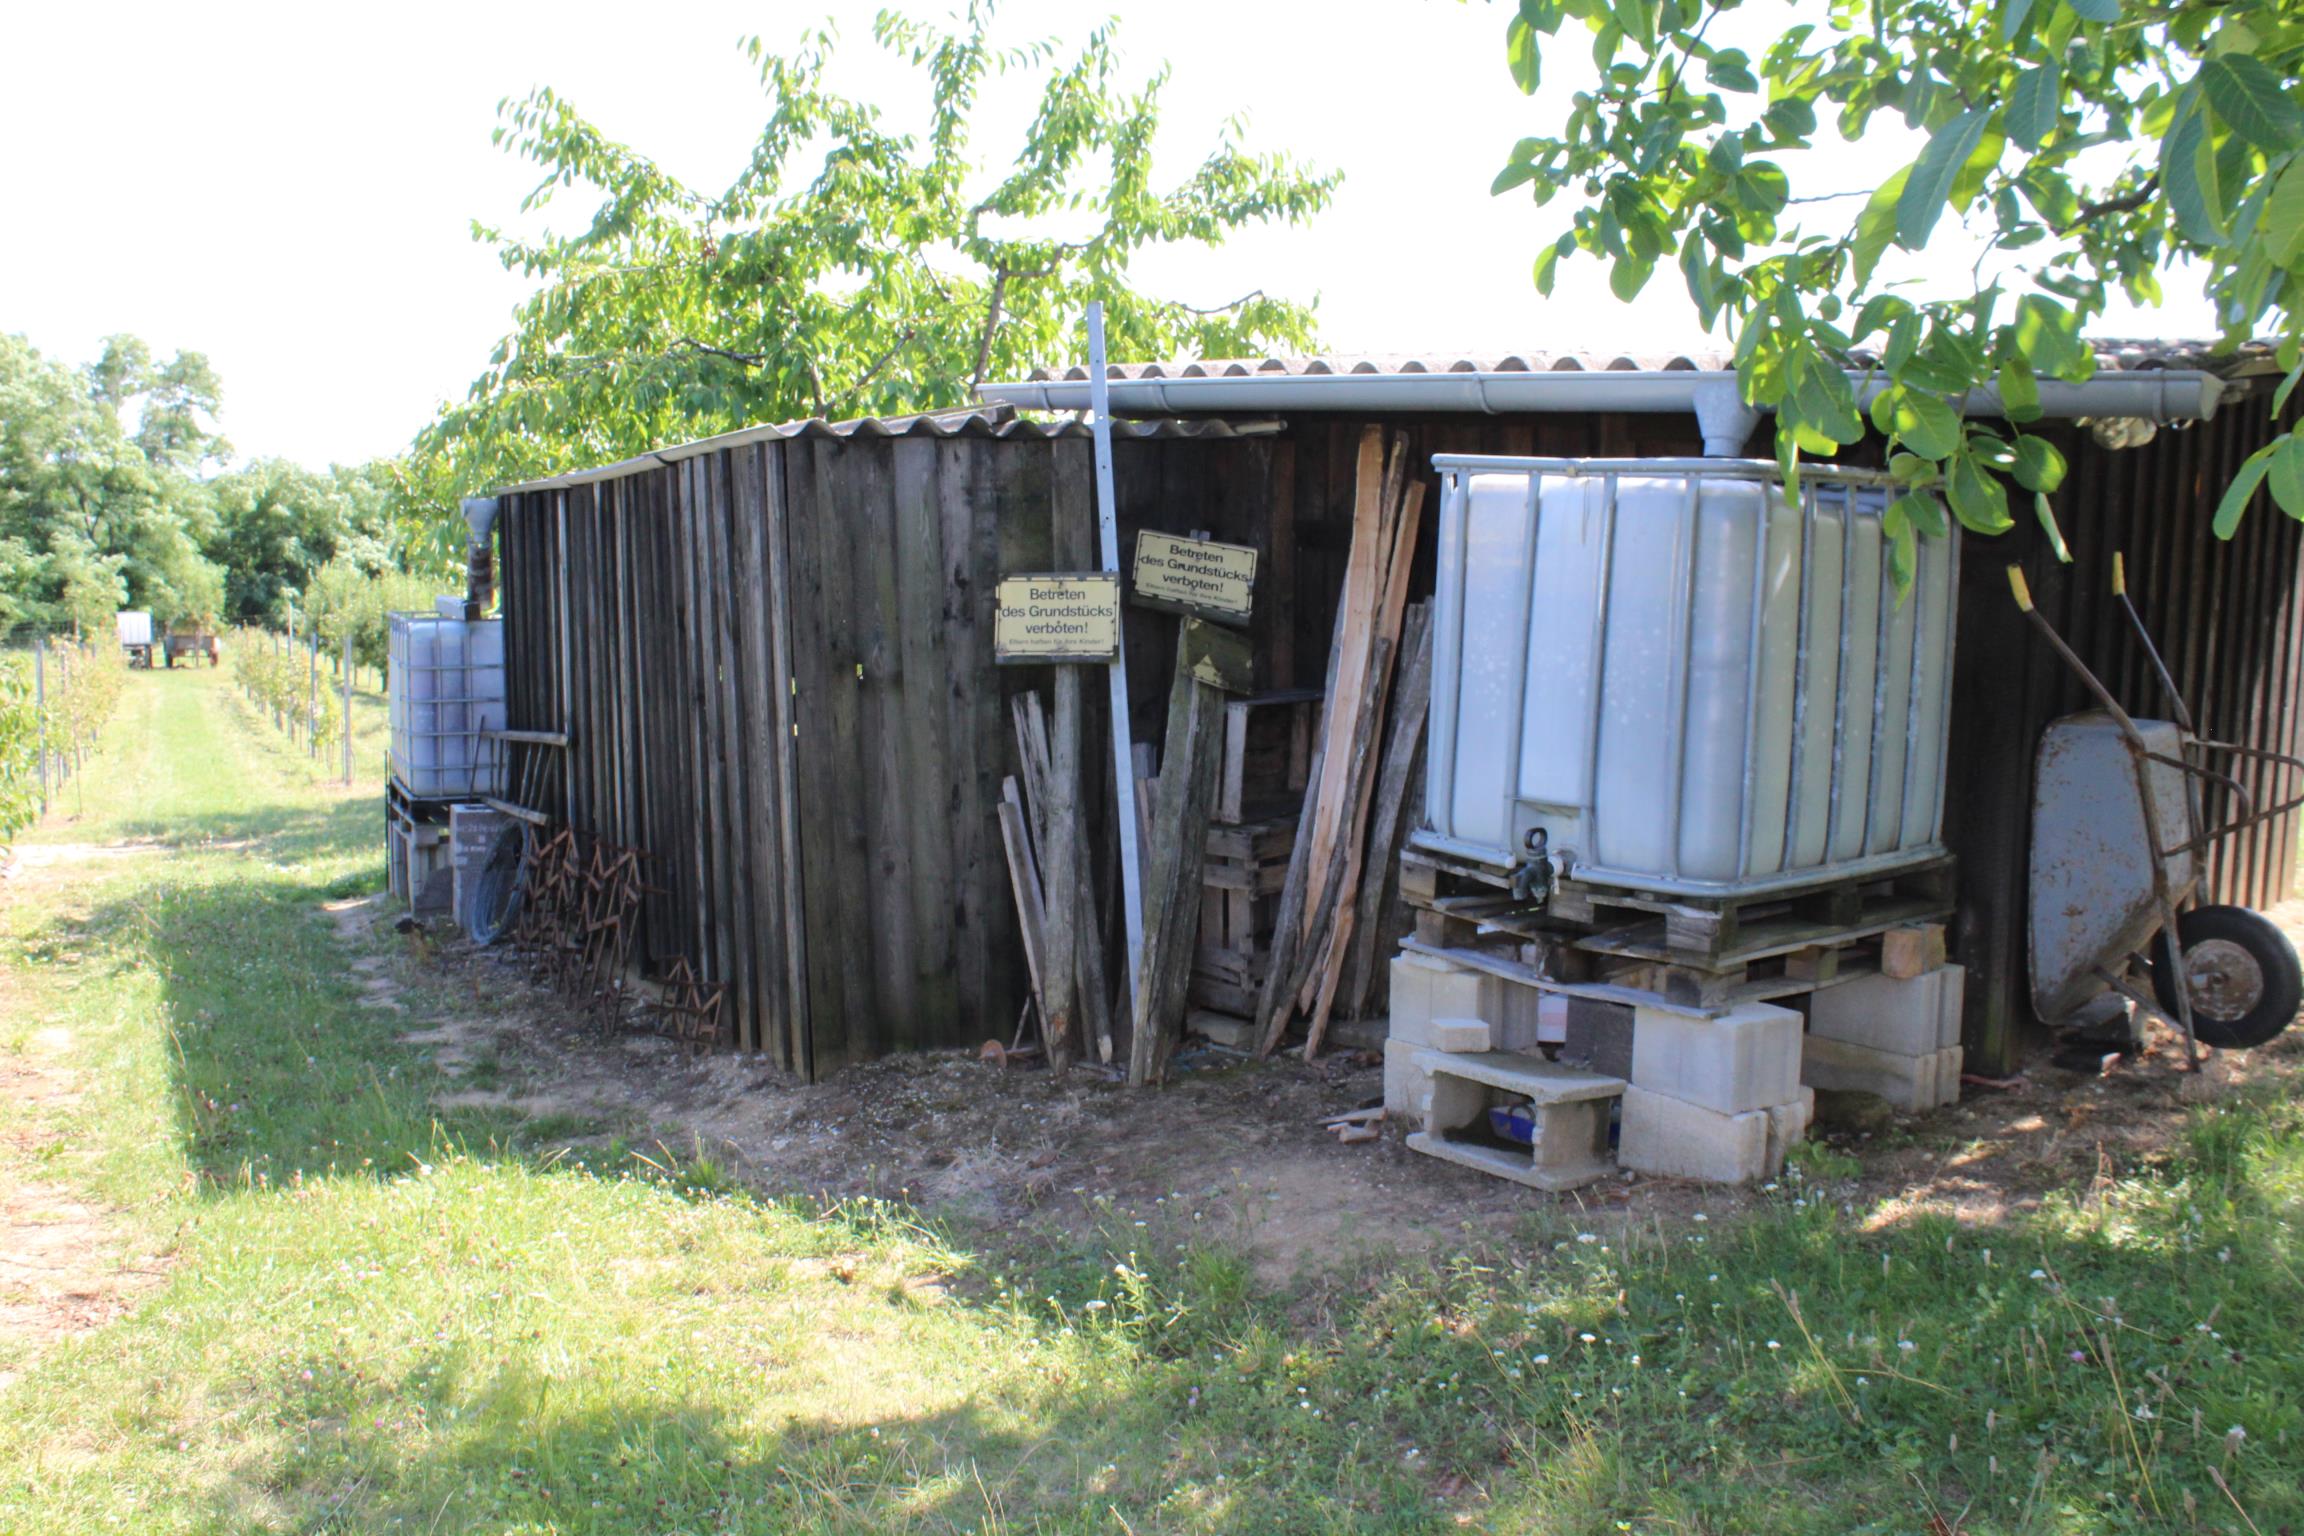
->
[977,369,2229,458]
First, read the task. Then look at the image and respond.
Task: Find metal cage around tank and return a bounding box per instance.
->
[1417,456,1959,898]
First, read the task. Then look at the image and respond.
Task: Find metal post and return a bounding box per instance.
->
[1085,301,1146,1009]
[33,633,47,811]
[307,633,319,758]
[342,631,354,785]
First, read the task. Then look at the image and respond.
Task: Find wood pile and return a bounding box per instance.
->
[1190,815,1294,1017]
[1255,427,1435,1060]
[1130,618,1252,1084]
[999,691,1114,1069]
[1182,690,1319,1026]
[1216,690,1321,825]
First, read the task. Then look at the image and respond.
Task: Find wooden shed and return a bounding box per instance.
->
[489,346,2304,1079]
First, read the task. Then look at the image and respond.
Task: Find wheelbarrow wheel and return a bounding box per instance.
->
[2150,905,2303,1049]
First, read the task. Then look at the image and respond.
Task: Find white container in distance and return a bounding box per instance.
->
[116,610,154,648]
[1421,457,1957,897]
[388,610,506,800]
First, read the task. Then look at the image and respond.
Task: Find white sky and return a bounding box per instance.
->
[2,0,2210,469]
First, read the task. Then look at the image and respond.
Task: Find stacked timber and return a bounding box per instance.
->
[1184,691,1318,1024]
[999,692,1114,1069]
[1190,815,1294,1017]
[1254,427,1434,1059]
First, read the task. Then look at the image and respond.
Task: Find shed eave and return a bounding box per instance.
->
[976,368,2230,435]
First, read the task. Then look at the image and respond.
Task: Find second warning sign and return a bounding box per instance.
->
[1131,530,1257,625]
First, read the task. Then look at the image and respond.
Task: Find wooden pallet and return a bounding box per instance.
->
[1192,813,1295,1017]
[1403,846,1953,952]
[1217,690,1321,825]
[1398,843,1956,1012]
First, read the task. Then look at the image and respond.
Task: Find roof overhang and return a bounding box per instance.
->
[978,367,2229,458]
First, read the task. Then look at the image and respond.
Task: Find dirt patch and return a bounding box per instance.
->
[347,900,2304,1285]
[0,1007,167,1388]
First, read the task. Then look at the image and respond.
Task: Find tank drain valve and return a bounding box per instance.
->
[1512,828,1555,906]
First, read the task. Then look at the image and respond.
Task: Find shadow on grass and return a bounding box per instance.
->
[25,764,2304,1532]
[64,819,471,1188]
[102,795,379,857]
[203,1367,1195,1536]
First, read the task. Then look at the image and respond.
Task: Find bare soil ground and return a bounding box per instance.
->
[0,845,172,1387]
[346,891,2304,1283]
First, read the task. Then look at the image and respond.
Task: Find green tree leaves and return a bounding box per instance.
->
[1493,0,2304,556]
[1898,107,1995,249]
[2,332,431,636]
[419,10,1337,499]
[2006,60,2063,152]
[2200,56,2304,155]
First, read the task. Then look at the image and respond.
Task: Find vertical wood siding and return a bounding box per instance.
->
[494,391,2302,1080]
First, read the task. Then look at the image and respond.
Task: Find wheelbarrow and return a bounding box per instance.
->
[2012,559,2304,1063]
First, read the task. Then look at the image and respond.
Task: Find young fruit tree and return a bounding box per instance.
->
[1493,0,2304,578]
[416,5,1338,501]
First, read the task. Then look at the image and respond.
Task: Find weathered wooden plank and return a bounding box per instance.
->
[1333,602,1433,1030]
[673,457,720,984]
[810,437,879,1067]
[893,437,962,1057]
[702,451,761,1049]
[1293,429,1392,933]
[783,439,848,1067]
[1300,474,1428,1047]
[936,436,999,1067]
[998,782,1051,1035]
[762,441,811,1075]
[731,441,787,1057]
[846,440,918,1059]
[1130,619,1230,1086]
[564,484,592,832]
[693,455,738,999]
[612,478,643,852]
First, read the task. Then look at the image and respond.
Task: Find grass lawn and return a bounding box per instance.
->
[0,664,2299,1534]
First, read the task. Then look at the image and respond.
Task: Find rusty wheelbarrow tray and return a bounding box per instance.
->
[2013,559,2304,1065]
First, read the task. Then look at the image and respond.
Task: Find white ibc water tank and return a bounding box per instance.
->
[1422,457,1957,896]
[387,610,507,800]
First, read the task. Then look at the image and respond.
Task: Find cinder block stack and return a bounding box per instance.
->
[1615,1001,1811,1183]
[1800,960,1966,1112]
[1384,954,1622,1191]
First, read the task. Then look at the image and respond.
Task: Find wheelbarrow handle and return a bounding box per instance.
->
[2005,563,2150,744]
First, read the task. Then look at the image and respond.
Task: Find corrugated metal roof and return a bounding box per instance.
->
[1007,339,2280,385]
[493,405,1277,495]
[1016,351,1733,381]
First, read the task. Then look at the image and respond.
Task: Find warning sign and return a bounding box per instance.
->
[1132,530,1257,626]
[994,573,1121,664]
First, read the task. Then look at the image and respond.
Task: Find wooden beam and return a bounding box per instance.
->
[481,795,552,828]
[1130,620,1230,1086]
[997,779,1052,1040]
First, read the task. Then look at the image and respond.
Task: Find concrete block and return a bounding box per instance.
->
[1629,1001,1802,1115]
[1800,1033,1941,1112]
[1426,1017,1492,1053]
[1933,1045,1964,1107]
[1535,992,1570,1045]
[1618,1084,1773,1183]
[1386,954,1446,1047]
[1559,996,1635,1081]
[1390,952,1565,1052]
[1409,1050,1619,1191]
[1382,1042,1439,1124]
[1765,1085,1815,1170]
[1806,966,1964,1058]
[1388,953,1499,1048]
[1938,967,1967,1052]
[1427,959,1497,1024]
